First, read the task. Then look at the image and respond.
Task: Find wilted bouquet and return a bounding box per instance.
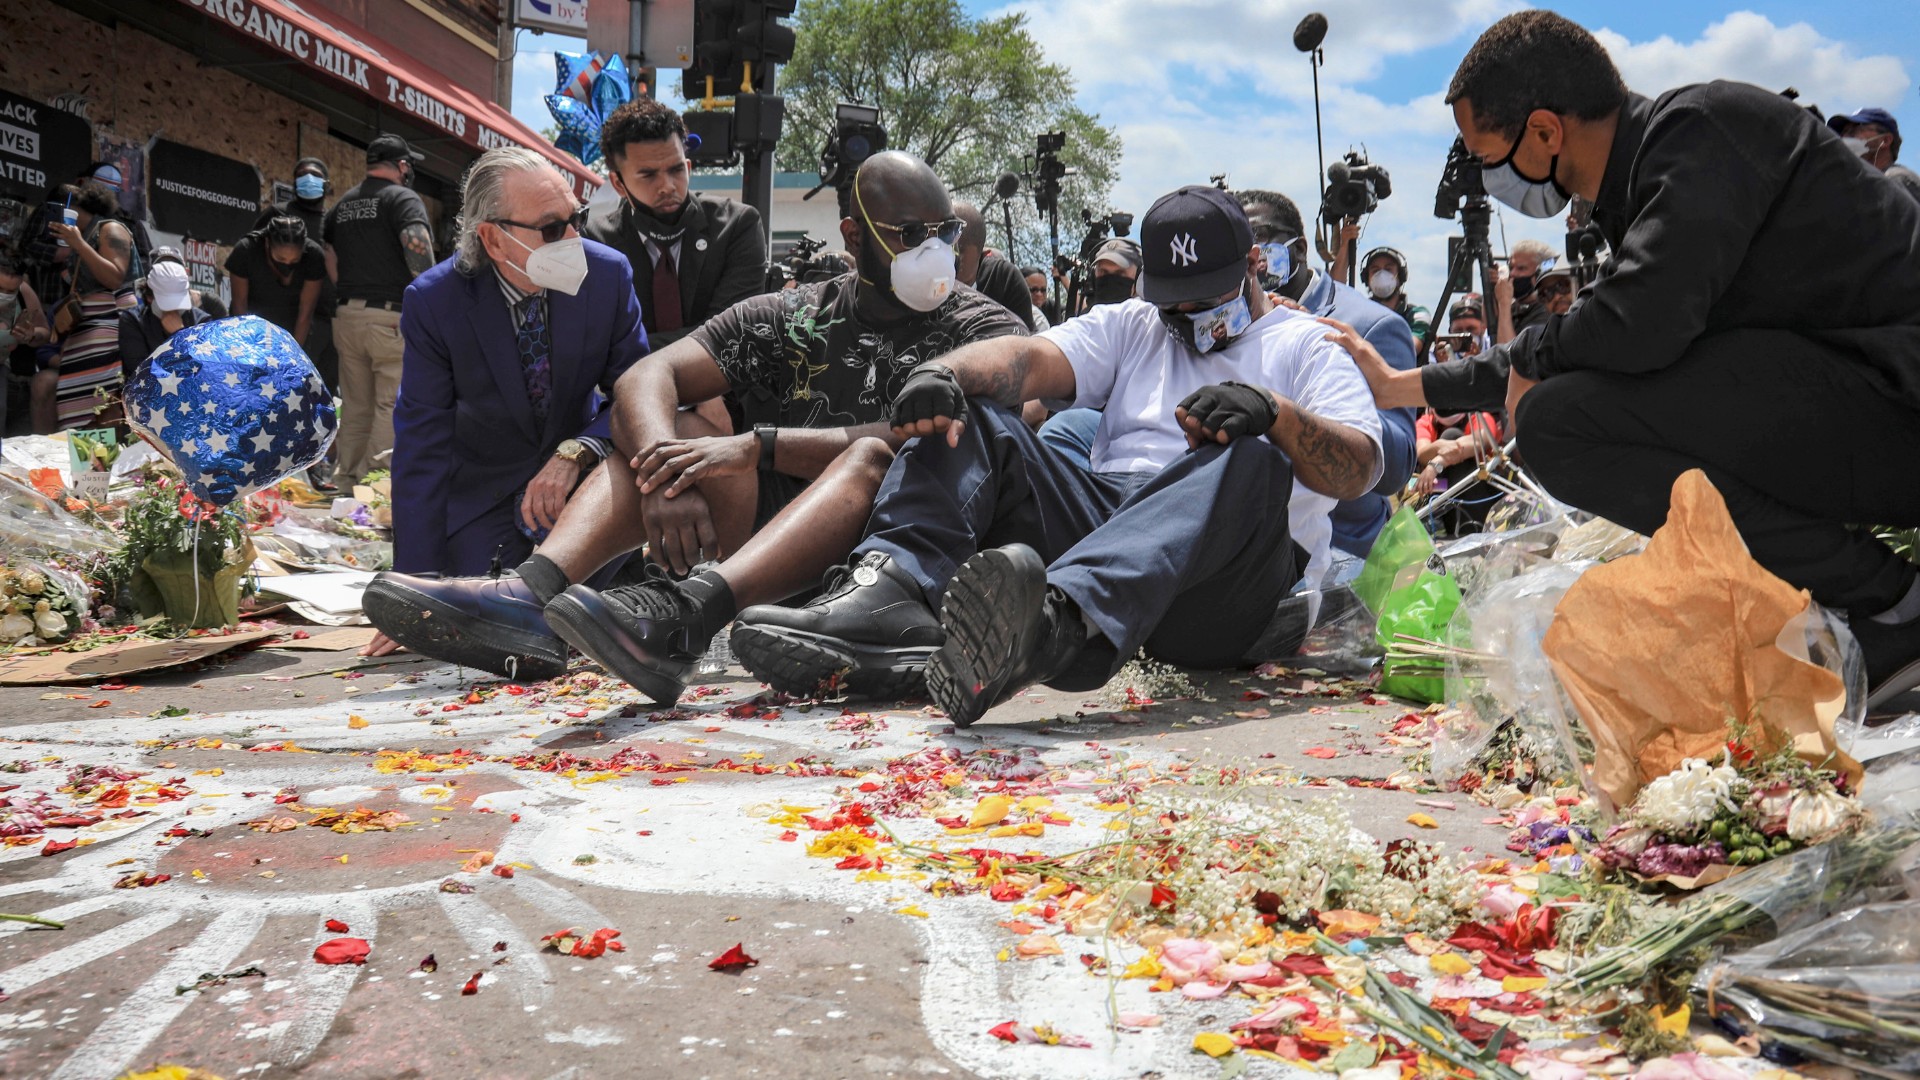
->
[1591,739,1863,885]
[0,560,83,647]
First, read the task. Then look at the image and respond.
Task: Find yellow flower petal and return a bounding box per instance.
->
[894,905,929,918]
[1652,1002,1691,1037]
[1406,812,1439,829]
[968,795,1013,828]
[1192,1032,1237,1057]
[347,714,368,729]
[1123,952,1163,979]
[1501,976,1548,993]
[1429,953,1473,976]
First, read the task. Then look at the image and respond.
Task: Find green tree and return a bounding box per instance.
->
[776,0,1121,270]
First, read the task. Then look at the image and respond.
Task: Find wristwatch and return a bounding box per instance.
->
[754,425,777,474]
[554,438,597,466]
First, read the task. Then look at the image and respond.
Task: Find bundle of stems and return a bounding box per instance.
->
[1308,934,1524,1080]
[1566,821,1920,996]
[1382,634,1506,678]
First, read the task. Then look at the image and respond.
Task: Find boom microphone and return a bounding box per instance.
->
[995,171,1021,200]
[1293,13,1328,53]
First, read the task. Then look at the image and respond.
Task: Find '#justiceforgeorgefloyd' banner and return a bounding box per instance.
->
[147,139,261,245]
[0,88,94,202]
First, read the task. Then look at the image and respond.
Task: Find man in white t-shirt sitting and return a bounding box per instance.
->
[729,186,1383,724]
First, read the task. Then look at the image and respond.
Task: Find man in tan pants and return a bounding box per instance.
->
[324,134,436,484]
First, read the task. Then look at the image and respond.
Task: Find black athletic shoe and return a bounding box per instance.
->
[362,572,569,682]
[543,573,701,706]
[927,544,1088,727]
[1849,613,1920,710]
[729,552,942,699]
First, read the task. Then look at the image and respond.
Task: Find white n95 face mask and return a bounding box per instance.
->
[887,237,957,312]
[503,231,589,296]
[1368,269,1399,299]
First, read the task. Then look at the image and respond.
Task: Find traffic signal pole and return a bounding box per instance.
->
[741,65,775,247]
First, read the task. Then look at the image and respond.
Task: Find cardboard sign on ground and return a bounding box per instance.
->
[0,630,277,686]
[264,627,380,652]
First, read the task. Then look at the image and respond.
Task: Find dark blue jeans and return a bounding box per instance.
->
[856,399,1301,668]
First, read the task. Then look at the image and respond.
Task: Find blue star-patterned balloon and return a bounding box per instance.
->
[592,55,632,119]
[545,93,602,164]
[545,51,632,168]
[123,316,338,507]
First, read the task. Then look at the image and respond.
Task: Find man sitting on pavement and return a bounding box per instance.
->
[952,200,1038,330]
[1328,10,1920,707]
[727,185,1383,723]
[362,152,1027,701]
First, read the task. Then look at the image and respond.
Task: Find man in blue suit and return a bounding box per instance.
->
[1239,188,1417,563]
[388,147,648,580]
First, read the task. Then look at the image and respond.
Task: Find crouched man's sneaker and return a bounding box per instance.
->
[543,572,707,706]
[362,572,568,682]
[928,543,1108,727]
[730,552,942,699]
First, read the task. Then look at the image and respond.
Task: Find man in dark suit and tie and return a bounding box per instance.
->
[384,147,648,592]
[582,99,766,352]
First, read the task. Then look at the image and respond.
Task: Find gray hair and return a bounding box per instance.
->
[456,147,566,273]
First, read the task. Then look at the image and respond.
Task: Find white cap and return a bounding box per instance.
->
[147,262,192,312]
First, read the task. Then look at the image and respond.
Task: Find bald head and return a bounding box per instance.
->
[951,199,988,283]
[842,150,954,273]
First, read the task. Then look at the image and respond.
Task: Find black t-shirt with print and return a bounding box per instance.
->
[690,272,1027,430]
[322,177,429,304]
[224,235,327,333]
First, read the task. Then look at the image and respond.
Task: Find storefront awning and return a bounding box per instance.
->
[172,0,602,197]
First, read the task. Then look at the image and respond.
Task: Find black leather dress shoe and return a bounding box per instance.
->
[928,544,1089,726]
[729,552,942,700]
[362,572,567,681]
[543,576,699,706]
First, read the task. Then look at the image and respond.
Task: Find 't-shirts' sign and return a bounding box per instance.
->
[174,0,569,171]
[0,88,93,202]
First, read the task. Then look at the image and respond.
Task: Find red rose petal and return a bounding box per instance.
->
[708,943,758,971]
[313,937,371,965]
[324,918,350,933]
[461,970,483,995]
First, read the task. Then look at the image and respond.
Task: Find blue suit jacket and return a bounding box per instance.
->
[1299,270,1419,556]
[392,240,649,574]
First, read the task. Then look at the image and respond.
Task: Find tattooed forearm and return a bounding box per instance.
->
[1272,399,1377,500]
[400,224,435,277]
[943,337,1036,408]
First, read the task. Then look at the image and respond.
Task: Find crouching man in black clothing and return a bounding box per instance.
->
[1342,11,1920,707]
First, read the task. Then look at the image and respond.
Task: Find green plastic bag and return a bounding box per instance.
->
[1375,557,1462,704]
[1353,506,1435,616]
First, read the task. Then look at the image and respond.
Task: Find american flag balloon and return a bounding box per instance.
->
[123,315,338,507]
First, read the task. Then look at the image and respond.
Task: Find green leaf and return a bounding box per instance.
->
[1216,1053,1247,1080]
[1328,1039,1380,1071]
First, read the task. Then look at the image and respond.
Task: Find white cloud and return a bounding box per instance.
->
[1596,12,1911,114]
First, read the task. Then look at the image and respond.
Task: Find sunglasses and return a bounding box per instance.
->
[1538,279,1575,297]
[870,217,964,248]
[491,205,589,244]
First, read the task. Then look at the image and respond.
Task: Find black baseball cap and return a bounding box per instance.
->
[367,134,425,165]
[1136,185,1255,305]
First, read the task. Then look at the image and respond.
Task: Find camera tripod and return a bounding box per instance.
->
[1422,196,1498,364]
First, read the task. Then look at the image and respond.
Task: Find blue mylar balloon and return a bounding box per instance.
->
[123,316,338,507]
[554,50,605,105]
[544,94,602,164]
[592,55,632,120]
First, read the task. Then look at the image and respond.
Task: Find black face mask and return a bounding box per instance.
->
[626,195,689,243]
[856,225,896,303]
[1090,274,1136,306]
[398,163,416,189]
[1512,274,1537,301]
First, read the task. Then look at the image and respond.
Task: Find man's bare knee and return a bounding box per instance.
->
[846,437,895,480]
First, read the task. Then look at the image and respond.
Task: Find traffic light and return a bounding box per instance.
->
[733,1,797,66]
[681,0,745,100]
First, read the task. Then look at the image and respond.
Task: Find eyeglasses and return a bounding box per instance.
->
[869,217,965,248]
[491,205,588,244]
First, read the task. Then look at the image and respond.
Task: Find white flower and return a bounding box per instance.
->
[0,612,33,642]
[15,570,44,595]
[1635,758,1739,833]
[1787,788,1856,842]
[34,610,68,640]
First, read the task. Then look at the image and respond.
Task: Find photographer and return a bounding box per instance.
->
[1088,238,1142,308]
[1023,266,1060,327]
[1337,11,1920,707]
[1504,238,1558,334]
[1829,107,1920,202]
[1360,246,1430,351]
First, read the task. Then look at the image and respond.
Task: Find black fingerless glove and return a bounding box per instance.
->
[1177,381,1278,440]
[890,363,969,432]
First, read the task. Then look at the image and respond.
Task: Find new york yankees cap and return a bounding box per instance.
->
[1136,185,1255,305]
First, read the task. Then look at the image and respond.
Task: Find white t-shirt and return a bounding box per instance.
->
[1041,298,1383,587]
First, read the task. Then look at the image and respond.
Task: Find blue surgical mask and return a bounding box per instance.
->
[1482,125,1571,219]
[295,174,326,201]
[1160,283,1255,355]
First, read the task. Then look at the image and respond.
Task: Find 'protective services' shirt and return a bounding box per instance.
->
[1042,298,1383,586]
[323,177,429,305]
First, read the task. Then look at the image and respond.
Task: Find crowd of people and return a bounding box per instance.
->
[8,10,1920,722]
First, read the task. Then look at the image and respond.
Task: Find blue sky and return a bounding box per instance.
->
[511,2,1917,297]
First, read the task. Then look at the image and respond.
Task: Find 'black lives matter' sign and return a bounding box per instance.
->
[0,89,93,202]
[148,139,260,244]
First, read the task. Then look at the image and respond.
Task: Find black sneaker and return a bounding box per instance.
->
[1849,614,1920,710]
[543,572,701,705]
[729,552,942,699]
[927,544,1089,727]
[362,571,568,682]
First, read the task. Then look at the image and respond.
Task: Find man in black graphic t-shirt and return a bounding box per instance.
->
[324,134,434,485]
[363,151,1024,705]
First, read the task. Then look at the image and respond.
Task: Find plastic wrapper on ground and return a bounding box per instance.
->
[1435,560,1598,799]
[1241,585,1379,674]
[1695,901,1920,1074]
[0,473,119,557]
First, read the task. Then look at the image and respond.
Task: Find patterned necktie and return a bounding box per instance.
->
[652,246,684,333]
[516,293,551,426]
